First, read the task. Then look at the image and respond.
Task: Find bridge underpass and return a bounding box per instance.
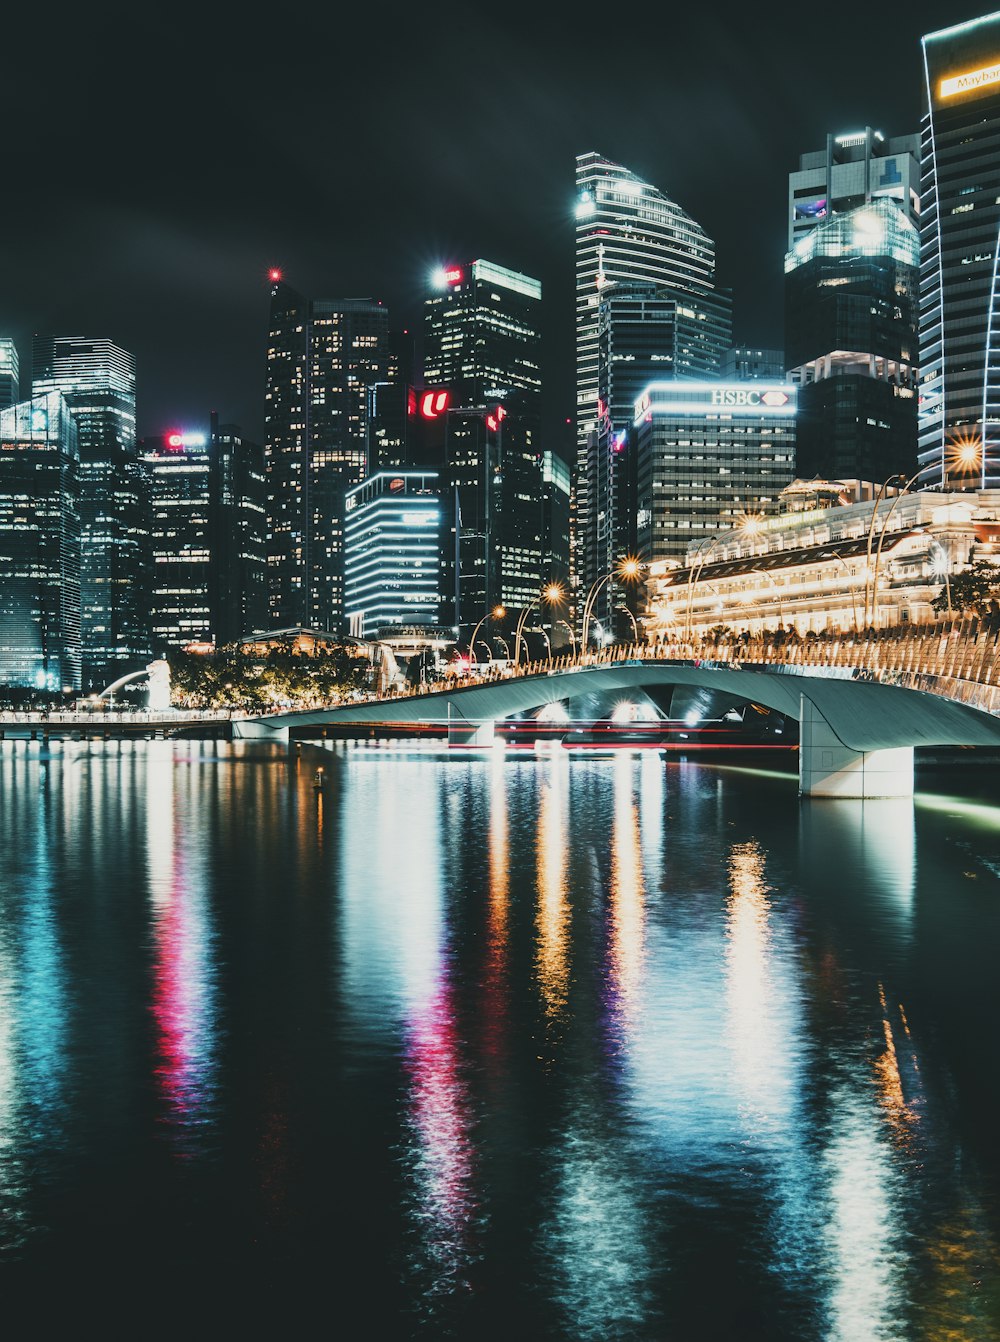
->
[232,658,1000,798]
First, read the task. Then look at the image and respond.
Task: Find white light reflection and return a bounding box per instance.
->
[145,743,220,1153]
[607,754,646,1041]
[535,753,571,1029]
[339,758,480,1298]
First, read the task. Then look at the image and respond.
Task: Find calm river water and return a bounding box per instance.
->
[0,738,998,1338]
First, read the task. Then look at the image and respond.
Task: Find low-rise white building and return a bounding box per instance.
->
[644,482,1000,639]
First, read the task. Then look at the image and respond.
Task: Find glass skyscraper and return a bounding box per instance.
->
[344,471,442,639]
[265,279,393,632]
[0,392,81,691]
[0,339,19,410]
[32,335,147,686]
[575,152,723,611]
[920,12,1000,486]
[785,198,920,483]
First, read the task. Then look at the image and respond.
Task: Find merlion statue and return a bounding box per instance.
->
[146,659,172,712]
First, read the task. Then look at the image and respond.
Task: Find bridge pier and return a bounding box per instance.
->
[231,719,290,743]
[447,710,495,747]
[798,695,913,798]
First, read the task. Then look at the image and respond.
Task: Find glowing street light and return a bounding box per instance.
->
[514,582,564,666]
[869,461,943,628]
[469,605,505,666]
[581,557,643,652]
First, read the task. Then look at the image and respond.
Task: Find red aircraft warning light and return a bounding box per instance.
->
[268,268,283,283]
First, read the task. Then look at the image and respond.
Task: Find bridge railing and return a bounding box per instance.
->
[355,619,1000,715]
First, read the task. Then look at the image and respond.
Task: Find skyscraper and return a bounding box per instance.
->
[785,198,920,483]
[0,393,80,690]
[788,128,920,251]
[575,152,726,619]
[920,12,1000,486]
[264,276,393,631]
[32,336,147,686]
[140,420,267,650]
[0,339,19,410]
[422,260,546,635]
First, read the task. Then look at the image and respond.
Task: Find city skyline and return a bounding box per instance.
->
[0,3,968,446]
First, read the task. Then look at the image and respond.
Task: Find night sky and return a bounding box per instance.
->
[1,3,980,449]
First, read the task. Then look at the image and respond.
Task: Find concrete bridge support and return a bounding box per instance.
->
[447,708,495,747]
[231,719,290,743]
[798,695,913,799]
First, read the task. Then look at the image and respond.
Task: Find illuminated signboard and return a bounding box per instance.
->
[166,431,207,450]
[30,408,47,433]
[389,477,405,492]
[634,382,796,422]
[940,61,1000,98]
[443,266,464,285]
[419,390,450,420]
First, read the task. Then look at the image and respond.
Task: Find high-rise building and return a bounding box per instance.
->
[920,12,1000,486]
[0,339,19,410]
[141,421,267,650]
[722,347,786,381]
[142,430,213,650]
[423,260,542,405]
[422,260,546,636]
[264,277,393,632]
[788,127,920,251]
[592,280,732,630]
[344,471,442,639]
[210,414,267,646]
[785,198,920,483]
[32,335,147,687]
[633,380,797,568]
[575,152,724,615]
[0,393,81,690]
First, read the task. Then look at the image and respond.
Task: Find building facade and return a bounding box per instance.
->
[575,152,725,617]
[785,198,920,483]
[0,339,19,410]
[264,278,393,631]
[422,260,547,637]
[788,127,920,251]
[633,380,797,566]
[344,471,442,639]
[722,347,786,381]
[141,423,266,650]
[0,393,81,690]
[32,335,147,687]
[645,484,1000,639]
[920,13,1000,487]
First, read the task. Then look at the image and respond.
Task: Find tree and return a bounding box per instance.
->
[932,556,1000,616]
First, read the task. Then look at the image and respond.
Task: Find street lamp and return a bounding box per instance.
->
[869,461,942,629]
[469,604,505,665]
[514,582,564,666]
[493,635,511,660]
[476,640,494,662]
[556,619,576,656]
[930,540,953,618]
[617,604,638,640]
[581,557,642,652]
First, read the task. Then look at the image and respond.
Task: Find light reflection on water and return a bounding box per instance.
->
[0,740,997,1338]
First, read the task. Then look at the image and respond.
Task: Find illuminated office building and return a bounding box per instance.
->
[141,421,266,650]
[344,471,442,639]
[785,198,920,483]
[0,339,19,409]
[422,260,548,634]
[0,393,81,690]
[788,127,920,251]
[633,381,797,565]
[920,12,1000,486]
[593,279,731,632]
[265,276,393,631]
[32,335,147,686]
[575,152,725,609]
[722,347,786,381]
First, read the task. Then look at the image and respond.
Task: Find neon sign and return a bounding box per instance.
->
[940,61,1000,98]
[419,389,450,419]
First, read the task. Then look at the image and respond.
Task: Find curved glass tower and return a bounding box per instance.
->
[574,151,722,608]
[920,12,1000,487]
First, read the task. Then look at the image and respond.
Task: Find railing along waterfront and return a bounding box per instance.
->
[365,618,1000,721]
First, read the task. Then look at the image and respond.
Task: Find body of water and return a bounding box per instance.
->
[0,738,998,1338]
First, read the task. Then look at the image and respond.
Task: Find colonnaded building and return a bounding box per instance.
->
[643,479,1000,639]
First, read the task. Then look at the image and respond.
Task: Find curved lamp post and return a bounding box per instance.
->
[556,619,576,657]
[476,640,494,662]
[469,604,505,665]
[493,635,511,659]
[581,557,642,652]
[869,461,942,629]
[683,516,764,642]
[514,582,564,666]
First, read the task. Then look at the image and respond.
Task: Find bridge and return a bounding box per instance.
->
[232,622,1000,798]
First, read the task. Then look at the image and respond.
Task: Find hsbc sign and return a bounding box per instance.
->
[711,388,790,408]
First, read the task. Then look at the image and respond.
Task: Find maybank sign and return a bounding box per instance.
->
[940,60,1000,98]
[635,382,796,422]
